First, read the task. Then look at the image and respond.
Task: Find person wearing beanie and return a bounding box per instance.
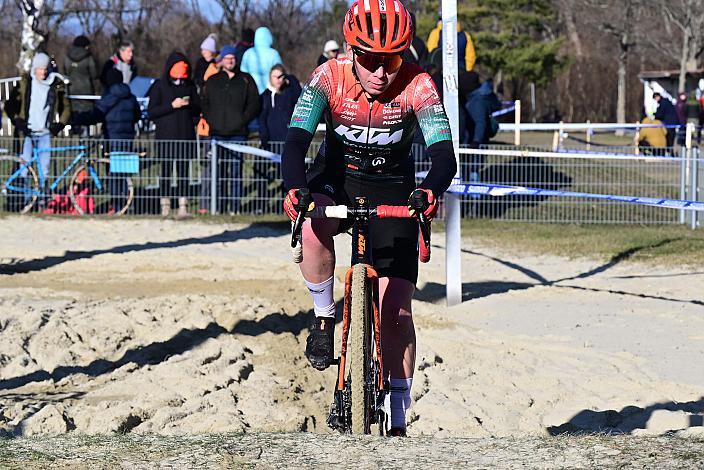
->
[195,33,218,91]
[200,44,260,214]
[148,52,201,218]
[5,52,71,204]
[70,67,141,212]
[63,34,98,122]
[317,39,340,66]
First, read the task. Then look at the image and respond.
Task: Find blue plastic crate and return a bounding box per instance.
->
[109,153,140,174]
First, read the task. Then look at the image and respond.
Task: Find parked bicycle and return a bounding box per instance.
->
[291,191,431,435]
[0,144,140,215]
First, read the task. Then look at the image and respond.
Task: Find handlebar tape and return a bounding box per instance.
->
[376,205,412,218]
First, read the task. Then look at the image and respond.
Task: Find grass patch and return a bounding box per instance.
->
[460,220,704,266]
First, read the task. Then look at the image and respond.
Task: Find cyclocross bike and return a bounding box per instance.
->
[291,190,431,435]
[0,144,139,215]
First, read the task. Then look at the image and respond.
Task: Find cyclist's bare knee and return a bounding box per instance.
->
[302,193,338,247]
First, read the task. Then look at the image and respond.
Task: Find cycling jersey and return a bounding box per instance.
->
[286,57,452,182]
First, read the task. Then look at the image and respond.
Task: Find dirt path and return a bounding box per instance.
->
[0,217,703,439]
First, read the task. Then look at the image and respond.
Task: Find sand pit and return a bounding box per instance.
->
[0,216,702,437]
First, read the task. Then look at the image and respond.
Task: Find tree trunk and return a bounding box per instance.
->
[17,0,45,73]
[678,26,690,93]
[616,53,627,136]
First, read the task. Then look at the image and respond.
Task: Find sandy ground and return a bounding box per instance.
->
[0,216,703,438]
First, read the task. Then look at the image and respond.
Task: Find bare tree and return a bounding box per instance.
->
[17,0,46,72]
[212,0,253,42]
[648,0,704,92]
[599,0,641,131]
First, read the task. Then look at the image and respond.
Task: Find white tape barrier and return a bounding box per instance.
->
[448,183,704,212]
[498,122,673,132]
[458,147,695,162]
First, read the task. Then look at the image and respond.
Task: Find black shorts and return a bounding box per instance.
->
[307,157,419,284]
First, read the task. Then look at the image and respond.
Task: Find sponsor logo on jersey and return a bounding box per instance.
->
[335,124,403,145]
[384,101,401,108]
[372,157,386,166]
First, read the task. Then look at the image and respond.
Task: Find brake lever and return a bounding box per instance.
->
[290,189,313,248]
[417,213,431,249]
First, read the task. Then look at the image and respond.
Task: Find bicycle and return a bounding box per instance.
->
[0,144,139,215]
[291,190,431,435]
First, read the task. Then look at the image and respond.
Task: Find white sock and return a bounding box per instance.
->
[390,377,412,429]
[305,276,335,318]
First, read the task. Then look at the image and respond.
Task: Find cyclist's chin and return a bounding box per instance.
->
[364,81,389,96]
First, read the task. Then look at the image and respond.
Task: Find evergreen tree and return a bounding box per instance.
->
[466,0,565,91]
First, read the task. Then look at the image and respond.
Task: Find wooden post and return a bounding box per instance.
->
[586,120,591,150]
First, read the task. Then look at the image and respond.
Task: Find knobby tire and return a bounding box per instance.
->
[349,263,372,434]
[0,156,39,214]
[69,158,134,216]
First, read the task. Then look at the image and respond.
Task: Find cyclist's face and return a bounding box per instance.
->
[349,46,402,96]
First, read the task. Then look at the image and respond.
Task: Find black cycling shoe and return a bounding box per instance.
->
[305,316,335,370]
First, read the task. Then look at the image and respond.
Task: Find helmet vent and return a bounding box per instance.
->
[379,14,387,46]
[365,13,374,40]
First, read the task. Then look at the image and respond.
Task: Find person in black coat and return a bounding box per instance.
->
[147,51,201,217]
[401,13,428,67]
[653,93,679,148]
[258,64,302,152]
[200,44,261,214]
[100,41,138,87]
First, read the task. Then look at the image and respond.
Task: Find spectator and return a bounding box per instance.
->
[653,92,678,148]
[73,69,140,142]
[201,45,260,214]
[639,113,667,155]
[463,73,500,182]
[401,13,428,66]
[71,68,140,212]
[5,52,71,199]
[195,33,218,91]
[427,17,476,72]
[234,28,255,66]
[63,35,98,126]
[317,40,340,67]
[101,40,137,87]
[147,52,200,218]
[240,27,284,94]
[676,92,688,145]
[259,64,302,151]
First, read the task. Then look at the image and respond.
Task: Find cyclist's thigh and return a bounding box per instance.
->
[379,277,414,314]
[307,155,349,236]
[344,175,419,284]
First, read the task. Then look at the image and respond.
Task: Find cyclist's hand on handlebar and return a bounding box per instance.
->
[284,188,315,221]
[408,188,438,220]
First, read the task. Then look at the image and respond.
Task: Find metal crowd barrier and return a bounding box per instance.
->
[0,136,701,226]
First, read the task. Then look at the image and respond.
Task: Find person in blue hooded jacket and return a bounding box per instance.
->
[71,68,141,212]
[72,68,141,143]
[239,27,284,94]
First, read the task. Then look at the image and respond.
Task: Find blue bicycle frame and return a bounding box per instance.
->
[4,145,103,196]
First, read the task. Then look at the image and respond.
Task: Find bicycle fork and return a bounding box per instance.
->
[326,264,388,435]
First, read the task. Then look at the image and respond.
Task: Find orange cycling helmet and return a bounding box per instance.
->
[343,0,414,54]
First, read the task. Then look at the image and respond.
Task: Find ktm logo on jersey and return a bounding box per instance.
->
[335,124,403,145]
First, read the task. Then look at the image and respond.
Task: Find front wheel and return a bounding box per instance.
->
[349,263,374,434]
[0,156,39,214]
[69,158,134,216]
